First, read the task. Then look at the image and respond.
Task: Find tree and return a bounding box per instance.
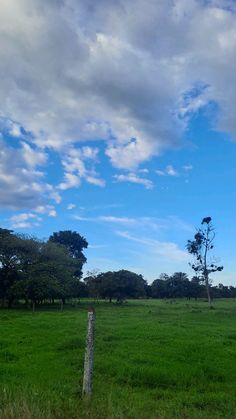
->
[18,241,77,309]
[49,230,88,278]
[151,278,169,298]
[186,217,223,306]
[190,276,205,299]
[85,269,146,303]
[168,272,190,298]
[0,229,39,307]
[151,273,191,299]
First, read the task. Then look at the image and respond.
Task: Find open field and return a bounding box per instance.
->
[0,299,235,419]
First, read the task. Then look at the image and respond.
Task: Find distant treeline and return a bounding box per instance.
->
[0,228,235,309]
[85,271,236,301]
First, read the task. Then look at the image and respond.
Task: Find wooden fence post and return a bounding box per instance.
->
[82,307,95,398]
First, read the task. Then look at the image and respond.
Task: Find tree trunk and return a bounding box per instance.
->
[205,276,212,307]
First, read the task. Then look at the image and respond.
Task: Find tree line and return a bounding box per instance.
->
[84,271,236,301]
[0,225,234,309]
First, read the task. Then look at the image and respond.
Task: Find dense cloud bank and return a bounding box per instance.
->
[1,1,236,209]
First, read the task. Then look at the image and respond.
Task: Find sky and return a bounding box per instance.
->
[0,0,236,285]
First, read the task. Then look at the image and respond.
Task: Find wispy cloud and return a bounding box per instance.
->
[73,215,137,225]
[156,165,179,177]
[183,164,193,172]
[67,203,76,210]
[10,212,42,229]
[113,173,153,189]
[73,213,193,233]
[116,230,188,262]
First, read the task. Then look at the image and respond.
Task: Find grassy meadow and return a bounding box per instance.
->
[0,299,235,419]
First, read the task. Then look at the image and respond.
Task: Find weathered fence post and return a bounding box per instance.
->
[82,307,95,398]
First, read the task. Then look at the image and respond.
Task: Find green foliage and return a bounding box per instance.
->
[0,228,88,308]
[84,269,146,302]
[49,230,88,278]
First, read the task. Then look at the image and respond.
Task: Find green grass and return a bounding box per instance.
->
[0,299,235,418]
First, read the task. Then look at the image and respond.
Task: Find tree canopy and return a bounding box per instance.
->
[84,269,146,303]
[0,228,88,308]
[49,230,88,277]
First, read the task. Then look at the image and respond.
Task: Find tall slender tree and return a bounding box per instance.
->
[186,217,223,306]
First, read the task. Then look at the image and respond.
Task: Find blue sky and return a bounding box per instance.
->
[0,0,236,285]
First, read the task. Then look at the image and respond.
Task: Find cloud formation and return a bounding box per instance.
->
[156,165,179,177]
[1,0,236,171]
[10,212,42,229]
[113,173,153,189]
[116,230,188,262]
[0,139,58,210]
[59,146,105,190]
[1,0,236,219]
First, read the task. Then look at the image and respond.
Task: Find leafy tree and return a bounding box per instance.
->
[49,230,88,278]
[85,269,146,303]
[151,273,190,299]
[186,217,223,306]
[84,270,102,300]
[168,272,190,298]
[189,276,205,299]
[151,278,168,298]
[0,229,39,307]
[23,241,77,308]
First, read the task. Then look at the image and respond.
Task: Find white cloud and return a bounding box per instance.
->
[183,164,193,171]
[0,0,235,173]
[0,139,58,210]
[10,212,42,229]
[73,215,92,222]
[59,146,105,189]
[48,209,57,217]
[81,146,99,160]
[21,142,47,167]
[113,173,153,189]
[67,203,76,210]
[9,122,22,138]
[49,190,62,204]
[73,215,136,224]
[99,216,136,224]
[156,165,179,177]
[116,230,188,262]
[34,205,57,217]
[156,170,166,176]
[166,165,178,177]
[58,172,81,190]
[139,168,149,174]
[73,213,192,233]
[86,176,106,187]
